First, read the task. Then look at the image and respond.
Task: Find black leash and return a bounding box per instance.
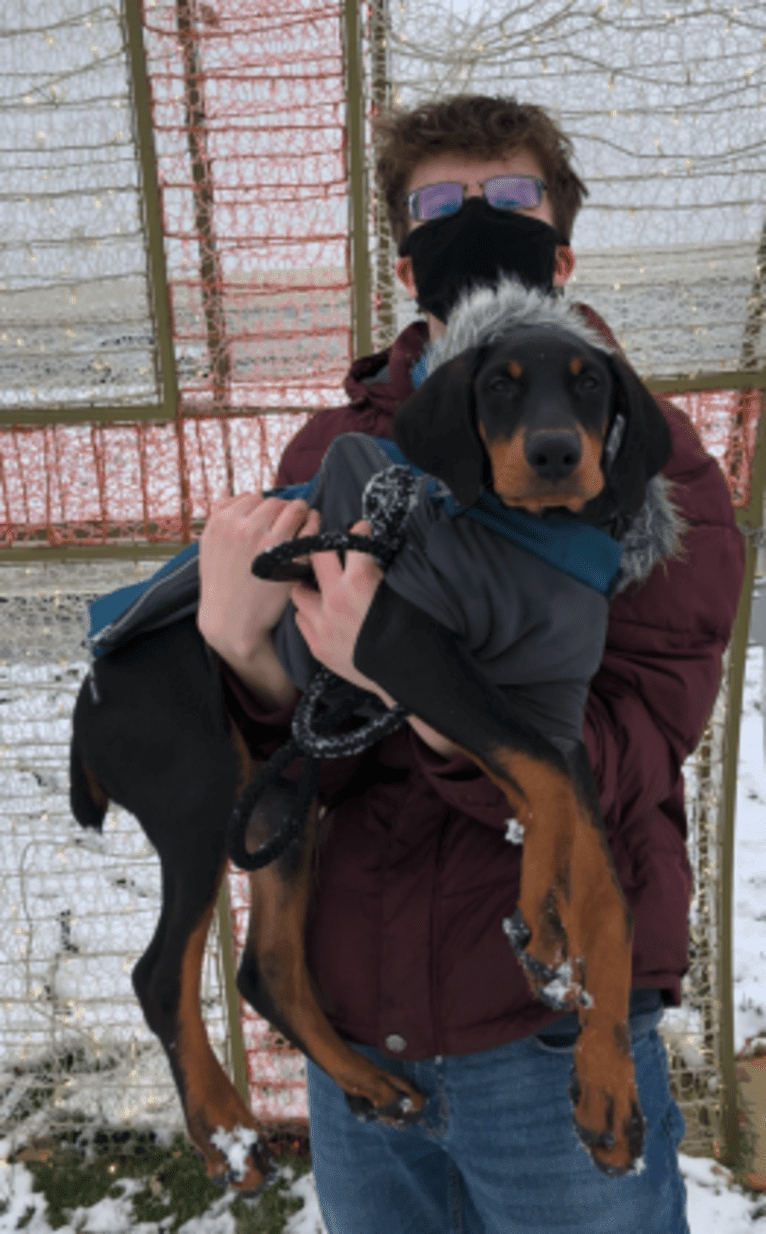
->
[225,465,419,872]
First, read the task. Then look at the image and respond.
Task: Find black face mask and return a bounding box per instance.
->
[398,196,565,323]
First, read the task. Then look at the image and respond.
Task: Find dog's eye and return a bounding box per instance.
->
[574,371,602,393]
[486,374,514,393]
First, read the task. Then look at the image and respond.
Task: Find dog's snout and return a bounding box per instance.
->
[524,431,582,482]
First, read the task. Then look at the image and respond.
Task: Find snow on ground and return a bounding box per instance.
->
[1,1148,765,1233]
[681,1154,766,1234]
[283,1171,327,1234]
[0,1147,328,1233]
[0,1143,328,1234]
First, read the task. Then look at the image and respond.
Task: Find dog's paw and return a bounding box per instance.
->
[203,1130,277,1196]
[345,1091,423,1128]
[502,910,591,1011]
[502,906,532,954]
[568,1045,645,1176]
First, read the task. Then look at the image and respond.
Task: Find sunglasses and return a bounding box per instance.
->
[406,175,546,222]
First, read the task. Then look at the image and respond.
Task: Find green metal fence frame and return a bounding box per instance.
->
[716,397,766,1168]
[0,0,178,430]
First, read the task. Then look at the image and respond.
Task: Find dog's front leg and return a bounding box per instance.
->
[556,751,645,1176]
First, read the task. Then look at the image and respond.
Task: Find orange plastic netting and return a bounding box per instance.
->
[1,1,762,550]
[1,0,352,546]
[669,387,762,511]
[143,0,353,417]
[1,0,762,552]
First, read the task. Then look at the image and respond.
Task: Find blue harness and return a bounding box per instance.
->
[86,438,623,657]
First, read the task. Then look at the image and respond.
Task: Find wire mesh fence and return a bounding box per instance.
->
[1,0,765,1172]
[0,560,307,1155]
[0,559,752,1155]
[0,0,159,419]
[662,645,731,1156]
[372,0,766,380]
[1,0,353,547]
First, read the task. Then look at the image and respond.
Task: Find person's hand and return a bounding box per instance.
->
[198,492,320,705]
[290,520,389,698]
[291,520,461,759]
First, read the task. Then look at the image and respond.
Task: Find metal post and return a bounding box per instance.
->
[717,214,766,1167]
[716,401,766,1168]
[342,0,372,359]
[175,0,234,492]
[123,0,179,421]
[125,0,193,541]
[369,0,396,350]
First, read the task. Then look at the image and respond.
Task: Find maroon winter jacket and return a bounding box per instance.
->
[222,309,744,1060]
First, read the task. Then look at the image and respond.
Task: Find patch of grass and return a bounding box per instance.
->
[14,1133,219,1231]
[231,1155,313,1233]
[11,1126,314,1233]
[129,1138,225,1229]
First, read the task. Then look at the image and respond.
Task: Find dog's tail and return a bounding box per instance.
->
[69,739,109,831]
[70,681,110,831]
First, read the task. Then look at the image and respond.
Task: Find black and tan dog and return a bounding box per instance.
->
[70,282,677,1189]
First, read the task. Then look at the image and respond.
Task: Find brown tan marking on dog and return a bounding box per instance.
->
[234,738,426,1127]
[173,884,272,1192]
[477,420,605,513]
[459,743,641,1175]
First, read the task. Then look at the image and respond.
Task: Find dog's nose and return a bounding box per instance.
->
[524,431,581,481]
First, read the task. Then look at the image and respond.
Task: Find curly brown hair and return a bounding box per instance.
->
[374,95,587,247]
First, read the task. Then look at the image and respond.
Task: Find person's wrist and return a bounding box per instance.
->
[197,607,268,664]
[206,629,296,711]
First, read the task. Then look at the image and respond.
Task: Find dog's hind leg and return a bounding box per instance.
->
[70,619,273,1193]
[234,761,425,1127]
[133,849,274,1192]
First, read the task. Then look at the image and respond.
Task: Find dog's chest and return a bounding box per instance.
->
[385,503,609,744]
[274,433,610,748]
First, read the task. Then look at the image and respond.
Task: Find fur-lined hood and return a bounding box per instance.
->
[425,279,609,375]
[423,278,686,596]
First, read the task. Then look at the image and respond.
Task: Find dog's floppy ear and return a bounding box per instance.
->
[603,352,673,516]
[393,348,486,507]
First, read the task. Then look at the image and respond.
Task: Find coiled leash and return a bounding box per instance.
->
[225,466,419,872]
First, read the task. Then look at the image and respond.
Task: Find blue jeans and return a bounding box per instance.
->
[306,996,689,1234]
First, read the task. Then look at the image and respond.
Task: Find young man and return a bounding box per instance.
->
[198,97,743,1233]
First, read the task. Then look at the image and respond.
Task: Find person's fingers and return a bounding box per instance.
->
[209,490,262,517]
[250,497,309,544]
[290,582,319,620]
[309,541,343,590]
[289,508,321,567]
[344,520,383,583]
